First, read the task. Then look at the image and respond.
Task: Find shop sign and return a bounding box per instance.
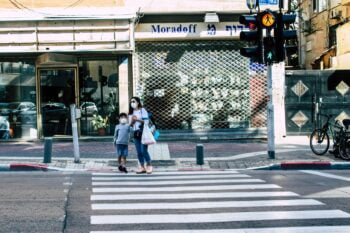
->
[135,22,249,40]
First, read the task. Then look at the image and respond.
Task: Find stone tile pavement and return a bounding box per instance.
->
[0,136,346,171]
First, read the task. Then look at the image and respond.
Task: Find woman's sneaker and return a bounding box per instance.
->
[118,165,123,172]
[146,165,153,174]
[136,167,146,174]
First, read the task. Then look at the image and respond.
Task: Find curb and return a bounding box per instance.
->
[252,161,350,170]
[0,163,57,172]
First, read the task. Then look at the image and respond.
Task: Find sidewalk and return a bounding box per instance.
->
[0,136,347,171]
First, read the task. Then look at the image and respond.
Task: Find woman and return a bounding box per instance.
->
[129,97,152,174]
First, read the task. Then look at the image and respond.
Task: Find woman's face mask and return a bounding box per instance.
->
[120,118,127,124]
[131,101,138,109]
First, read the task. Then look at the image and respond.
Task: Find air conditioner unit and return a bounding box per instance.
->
[330,9,342,19]
[330,56,337,68]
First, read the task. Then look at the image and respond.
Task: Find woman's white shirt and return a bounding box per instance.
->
[129,108,148,131]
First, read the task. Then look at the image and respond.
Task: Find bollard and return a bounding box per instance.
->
[43,137,52,163]
[196,144,204,165]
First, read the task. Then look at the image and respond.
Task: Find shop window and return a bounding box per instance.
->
[136,41,267,131]
[79,59,119,136]
[0,62,36,140]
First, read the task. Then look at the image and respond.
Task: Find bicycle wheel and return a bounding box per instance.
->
[310,129,329,155]
[339,139,350,160]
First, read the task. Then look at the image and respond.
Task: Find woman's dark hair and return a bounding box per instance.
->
[128,97,143,115]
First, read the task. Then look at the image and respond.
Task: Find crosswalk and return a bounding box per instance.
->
[89,170,350,233]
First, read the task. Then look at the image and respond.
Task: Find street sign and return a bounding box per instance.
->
[246,0,257,10]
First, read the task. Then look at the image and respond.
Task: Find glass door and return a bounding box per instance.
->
[38,68,77,137]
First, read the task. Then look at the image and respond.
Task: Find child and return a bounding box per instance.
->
[113,113,131,173]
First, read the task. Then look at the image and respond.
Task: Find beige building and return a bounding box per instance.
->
[299,0,350,69]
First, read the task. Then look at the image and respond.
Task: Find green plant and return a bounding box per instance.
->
[91,114,109,130]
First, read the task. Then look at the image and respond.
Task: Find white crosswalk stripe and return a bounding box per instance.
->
[91,191,299,201]
[90,226,350,233]
[92,178,265,186]
[89,170,350,232]
[92,199,323,210]
[92,174,250,180]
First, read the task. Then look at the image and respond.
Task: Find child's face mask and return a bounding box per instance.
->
[120,118,127,124]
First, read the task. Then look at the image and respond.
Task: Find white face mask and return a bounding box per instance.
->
[131,102,138,109]
[120,118,127,124]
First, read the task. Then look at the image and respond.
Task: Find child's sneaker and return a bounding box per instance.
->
[122,166,128,173]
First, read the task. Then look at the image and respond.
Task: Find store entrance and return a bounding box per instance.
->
[38,68,77,137]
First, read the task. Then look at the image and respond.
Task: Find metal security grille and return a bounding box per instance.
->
[134,40,267,130]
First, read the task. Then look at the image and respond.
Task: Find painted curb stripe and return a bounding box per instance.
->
[90,210,350,224]
[91,199,323,210]
[92,184,281,193]
[91,191,299,201]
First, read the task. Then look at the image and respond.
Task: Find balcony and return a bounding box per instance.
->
[342,0,350,6]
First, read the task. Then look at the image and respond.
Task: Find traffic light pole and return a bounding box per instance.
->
[267,64,275,159]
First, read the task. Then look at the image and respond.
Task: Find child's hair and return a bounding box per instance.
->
[119,112,127,118]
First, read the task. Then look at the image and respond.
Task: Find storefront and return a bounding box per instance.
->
[0,16,135,140]
[134,20,268,137]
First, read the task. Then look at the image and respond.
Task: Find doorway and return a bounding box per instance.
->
[38,68,78,137]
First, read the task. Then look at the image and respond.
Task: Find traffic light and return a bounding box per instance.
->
[259,10,276,65]
[239,14,263,63]
[275,12,298,62]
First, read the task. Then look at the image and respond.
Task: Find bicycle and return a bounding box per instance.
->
[309,114,346,157]
[338,119,350,160]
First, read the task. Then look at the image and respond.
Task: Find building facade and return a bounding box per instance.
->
[0,0,280,140]
[298,0,350,69]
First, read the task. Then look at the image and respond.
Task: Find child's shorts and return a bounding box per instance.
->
[116,144,128,157]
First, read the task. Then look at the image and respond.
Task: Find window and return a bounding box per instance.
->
[329,25,338,47]
[0,61,36,140]
[314,0,328,12]
[79,59,119,136]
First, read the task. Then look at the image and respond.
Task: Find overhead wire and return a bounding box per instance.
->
[64,0,86,9]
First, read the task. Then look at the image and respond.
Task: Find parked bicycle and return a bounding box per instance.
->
[309,114,350,160]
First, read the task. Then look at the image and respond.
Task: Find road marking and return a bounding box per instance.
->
[300,170,350,182]
[92,184,281,193]
[92,179,264,186]
[92,174,250,180]
[90,210,350,224]
[91,199,323,210]
[91,191,299,201]
[305,187,350,198]
[92,171,238,176]
[90,225,350,233]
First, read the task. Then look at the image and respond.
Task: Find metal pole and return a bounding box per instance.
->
[70,104,80,163]
[43,137,52,163]
[267,65,275,159]
[196,144,204,165]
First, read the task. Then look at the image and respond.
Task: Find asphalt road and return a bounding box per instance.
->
[1,170,350,232]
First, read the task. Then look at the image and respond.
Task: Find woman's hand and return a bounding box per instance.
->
[131,115,137,122]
